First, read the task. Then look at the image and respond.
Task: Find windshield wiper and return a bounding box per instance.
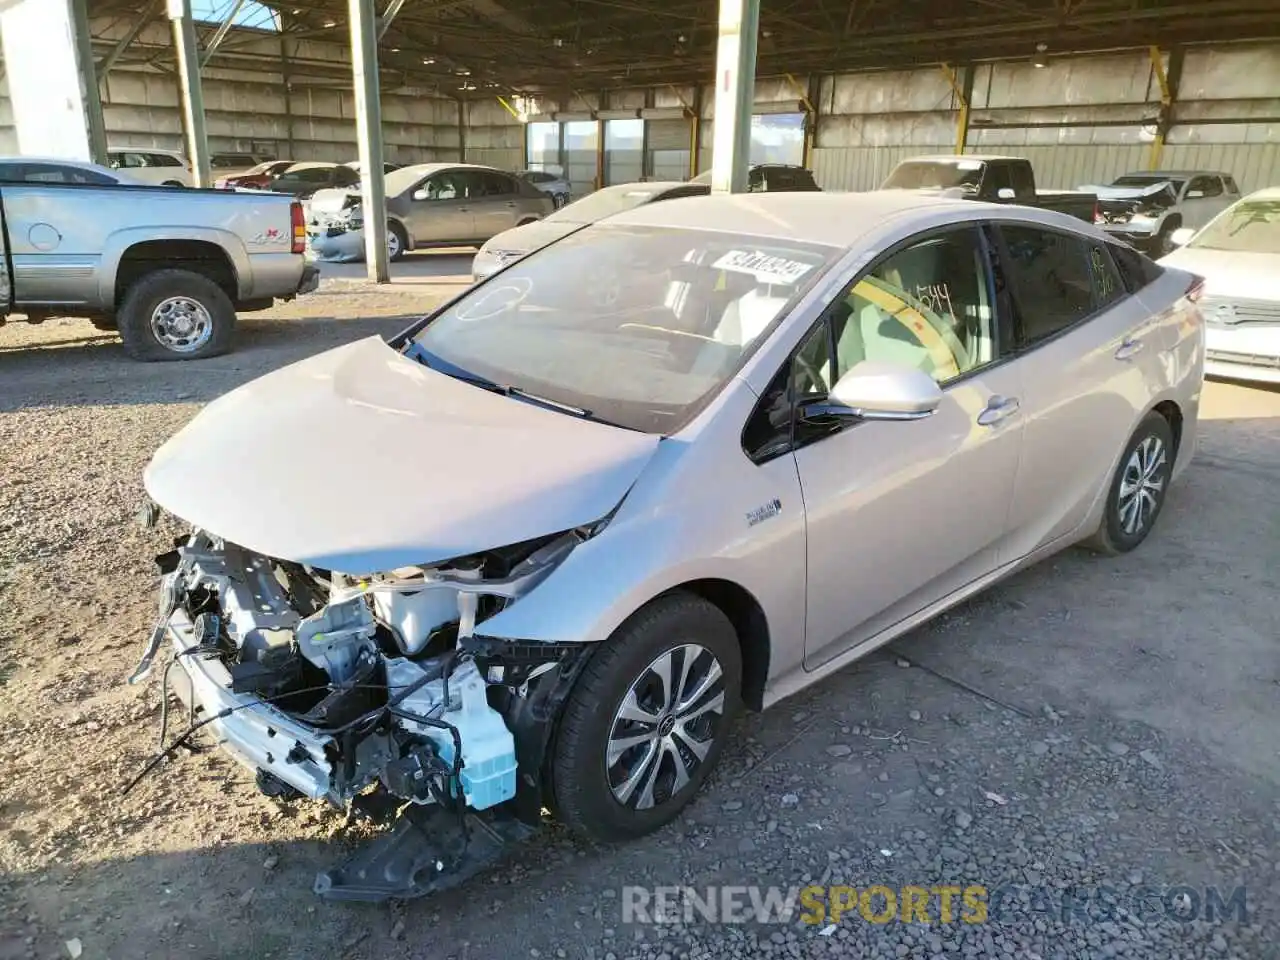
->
[404,343,508,393]
[405,342,638,430]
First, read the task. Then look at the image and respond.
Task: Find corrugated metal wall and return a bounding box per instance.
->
[813,43,1280,194]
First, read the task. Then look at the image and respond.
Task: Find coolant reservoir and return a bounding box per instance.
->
[389,658,517,810]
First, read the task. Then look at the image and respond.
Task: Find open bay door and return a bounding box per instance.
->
[642,106,696,181]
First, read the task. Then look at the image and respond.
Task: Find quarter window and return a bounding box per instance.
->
[997,225,1095,346]
[831,228,996,385]
[1108,242,1163,293]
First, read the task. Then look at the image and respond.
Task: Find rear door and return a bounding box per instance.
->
[472,171,523,239]
[992,221,1165,558]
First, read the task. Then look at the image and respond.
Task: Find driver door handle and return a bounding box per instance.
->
[977,395,1020,427]
[1115,337,1144,361]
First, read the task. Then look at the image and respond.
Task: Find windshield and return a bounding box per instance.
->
[1188,199,1280,254]
[545,185,666,224]
[1114,174,1186,192]
[883,160,984,192]
[408,225,840,434]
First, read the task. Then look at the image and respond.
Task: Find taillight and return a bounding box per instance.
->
[291,201,306,254]
[1185,275,1205,303]
[1092,201,1100,223]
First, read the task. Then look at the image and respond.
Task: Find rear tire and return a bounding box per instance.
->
[117,269,235,362]
[550,592,741,843]
[1084,411,1175,555]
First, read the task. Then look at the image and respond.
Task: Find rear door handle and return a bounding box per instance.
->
[977,396,1020,427]
[1115,337,1144,360]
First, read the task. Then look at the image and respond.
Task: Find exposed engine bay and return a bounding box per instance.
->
[127,527,593,900]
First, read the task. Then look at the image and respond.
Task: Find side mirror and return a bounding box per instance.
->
[1185,189,1204,199]
[1170,226,1196,248]
[996,187,1016,201]
[412,188,429,201]
[803,362,943,422]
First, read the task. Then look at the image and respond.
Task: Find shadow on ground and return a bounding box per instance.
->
[0,313,419,414]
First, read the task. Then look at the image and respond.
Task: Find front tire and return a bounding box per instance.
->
[550,592,741,843]
[387,222,407,262]
[1085,411,1175,555]
[1153,220,1180,257]
[117,269,235,361]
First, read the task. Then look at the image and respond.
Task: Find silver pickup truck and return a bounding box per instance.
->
[0,163,319,360]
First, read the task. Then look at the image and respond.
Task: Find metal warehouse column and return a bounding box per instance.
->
[168,0,212,186]
[0,0,101,160]
[709,0,760,193]
[350,0,390,283]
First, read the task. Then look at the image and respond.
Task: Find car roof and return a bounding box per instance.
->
[284,161,339,172]
[604,190,987,248]
[1118,170,1229,178]
[1241,187,1280,201]
[395,161,504,177]
[900,154,1024,162]
[110,147,184,156]
[0,156,120,174]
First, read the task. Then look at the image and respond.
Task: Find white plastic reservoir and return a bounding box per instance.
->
[385,657,517,810]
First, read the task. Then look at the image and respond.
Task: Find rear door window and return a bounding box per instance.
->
[996,224,1097,347]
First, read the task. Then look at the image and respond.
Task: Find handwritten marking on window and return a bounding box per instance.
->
[1091,248,1116,300]
[913,282,956,323]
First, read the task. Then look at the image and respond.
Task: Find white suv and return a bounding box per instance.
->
[107,148,192,187]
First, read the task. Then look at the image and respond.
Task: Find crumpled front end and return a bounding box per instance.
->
[1084,181,1178,239]
[305,190,367,262]
[130,526,595,899]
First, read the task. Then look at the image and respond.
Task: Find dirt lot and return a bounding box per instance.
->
[1,277,1278,960]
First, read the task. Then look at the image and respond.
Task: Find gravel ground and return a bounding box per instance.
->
[1,285,1278,960]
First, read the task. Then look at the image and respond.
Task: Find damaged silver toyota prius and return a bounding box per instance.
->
[132,191,1203,901]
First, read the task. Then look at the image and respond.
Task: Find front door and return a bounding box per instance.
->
[1180,175,1228,229]
[990,223,1165,558]
[798,225,1025,669]
[404,170,476,245]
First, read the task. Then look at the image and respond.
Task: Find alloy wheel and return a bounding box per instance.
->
[606,644,726,811]
[1117,435,1167,536]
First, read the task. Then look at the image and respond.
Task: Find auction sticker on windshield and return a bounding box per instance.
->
[712,250,816,285]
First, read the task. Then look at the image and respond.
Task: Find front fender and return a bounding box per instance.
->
[474,383,809,683]
[98,226,250,305]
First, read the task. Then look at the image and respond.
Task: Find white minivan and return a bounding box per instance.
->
[106,148,192,187]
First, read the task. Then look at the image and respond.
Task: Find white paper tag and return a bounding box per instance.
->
[712,249,815,285]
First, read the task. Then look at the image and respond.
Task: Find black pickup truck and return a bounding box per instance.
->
[882,155,1097,223]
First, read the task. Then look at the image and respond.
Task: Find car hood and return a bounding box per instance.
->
[1083,182,1173,200]
[308,186,361,217]
[1158,248,1280,301]
[480,219,582,256]
[144,336,660,574]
